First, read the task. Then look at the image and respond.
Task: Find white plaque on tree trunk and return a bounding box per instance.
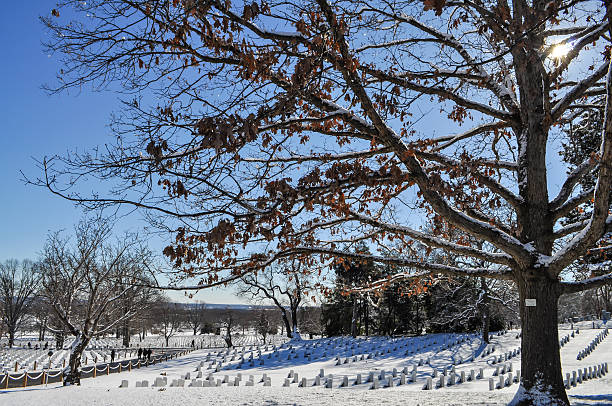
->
[525,299,536,307]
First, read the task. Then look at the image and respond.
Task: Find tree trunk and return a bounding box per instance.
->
[480,278,490,344]
[122,322,130,347]
[291,307,299,334]
[482,311,490,344]
[351,296,358,338]
[55,331,65,349]
[224,330,233,348]
[39,319,47,341]
[64,334,88,386]
[512,276,568,405]
[281,309,292,338]
[365,301,369,336]
[8,329,15,348]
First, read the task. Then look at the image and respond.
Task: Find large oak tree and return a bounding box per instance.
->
[37,0,612,403]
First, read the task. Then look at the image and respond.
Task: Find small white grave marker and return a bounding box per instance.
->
[525,299,536,307]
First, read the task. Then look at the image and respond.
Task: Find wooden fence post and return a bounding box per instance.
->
[93,366,97,378]
[43,371,47,385]
[24,372,28,388]
[5,372,9,389]
[107,364,110,375]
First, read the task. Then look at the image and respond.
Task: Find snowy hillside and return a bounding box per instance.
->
[1,321,610,405]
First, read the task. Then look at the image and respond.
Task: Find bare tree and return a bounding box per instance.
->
[30,298,50,342]
[184,301,207,335]
[37,1,612,403]
[117,275,159,347]
[154,299,183,346]
[0,259,40,348]
[38,218,153,385]
[297,306,322,339]
[237,261,311,338]
[255,309,273,343]
[220,309,236,348]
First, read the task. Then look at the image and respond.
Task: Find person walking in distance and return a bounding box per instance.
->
[137,347,142,360]
[110,349,116,363]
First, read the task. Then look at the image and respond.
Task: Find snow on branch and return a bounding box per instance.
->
[552,62,609,122]
[362,66,517,123]
[286,245,514,281]
[430,122,507,152]
[348,210,515,267]
[550,158,598,210]
[552,187,596,221]
[561,269,612,294]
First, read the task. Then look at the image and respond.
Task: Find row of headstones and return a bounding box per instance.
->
[206,346,267,363]
[235,335,437,370]
[565,362,609,389]
[481,345,496,358]
[492,363,513,376]
[130,372,274,388]
[298,333,465,359]
[559,329,578,348]
[212,333,477,373]
[491,347,520,365]
[424,367,487,390]
[577,327,608,360]
[294,368,420,389]
[488,370,521,390]
[331,334,473,369]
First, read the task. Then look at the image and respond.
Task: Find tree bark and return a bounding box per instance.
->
[64,334,88,386]
[122,321,130,347]
[8,329,15,348]
[55,331,65,349]
[513,276,568,406]
[291,307,299,334]
[482,311,490,344]
[280,309,292,338]
[39,319,47,341]
[351,296,358,338]
[480,278,490,344]
[365,301,369,336]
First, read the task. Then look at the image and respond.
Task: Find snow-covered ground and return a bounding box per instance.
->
[1,321,610,405]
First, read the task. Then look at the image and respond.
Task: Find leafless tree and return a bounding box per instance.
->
[117,275,159,347]
[154,298,183,346]
[184,301,207,335]
[297,306,323,339]
[38,217,154,385]
[220,308,236,348]
[0,259,40,348]
[237,261,312,338]
[255,309,274,343]
[37,1,612,403]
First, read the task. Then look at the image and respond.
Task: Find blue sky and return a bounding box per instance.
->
[0,1,243,304]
